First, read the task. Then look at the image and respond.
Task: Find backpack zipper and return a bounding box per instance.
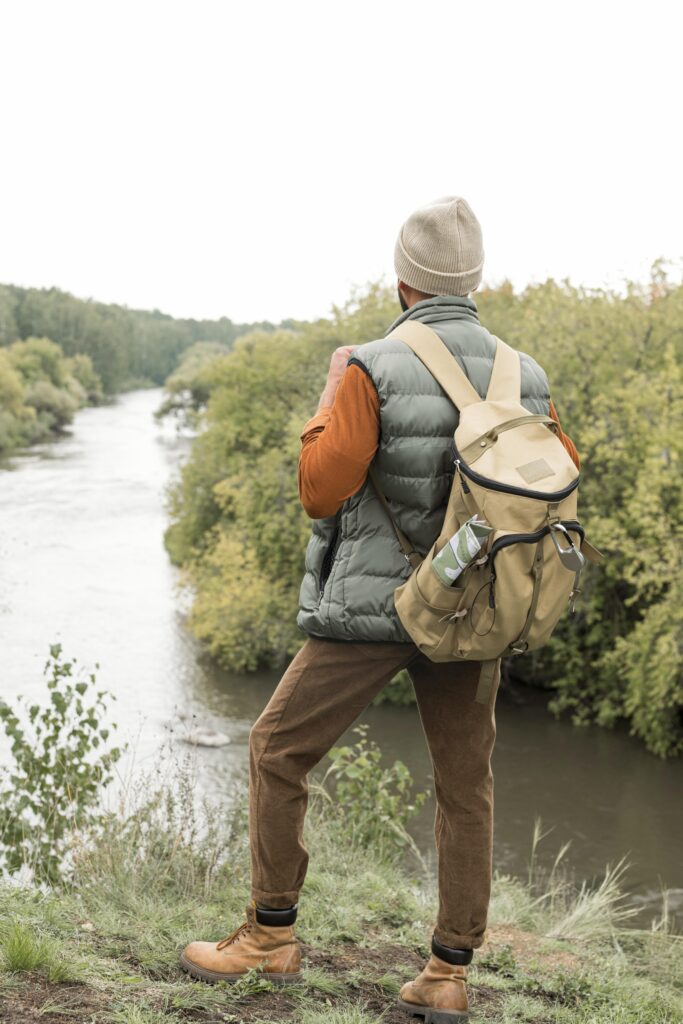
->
[453,442,579,502]
[487,521,585,607]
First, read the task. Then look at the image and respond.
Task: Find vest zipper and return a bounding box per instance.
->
[453,442,579,502]
[319,526,340,598]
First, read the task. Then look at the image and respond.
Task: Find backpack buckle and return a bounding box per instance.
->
[510,640,528,654]
[546,501,561,526]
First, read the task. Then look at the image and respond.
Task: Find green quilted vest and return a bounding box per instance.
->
[296,296,551,643]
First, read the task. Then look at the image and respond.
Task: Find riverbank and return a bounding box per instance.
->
[0,763,680,1024]
[3,388,681,918]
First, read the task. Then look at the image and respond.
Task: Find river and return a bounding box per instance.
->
[1,388,681,925]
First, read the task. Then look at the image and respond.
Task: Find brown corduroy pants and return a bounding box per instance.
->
[248,637,500,949]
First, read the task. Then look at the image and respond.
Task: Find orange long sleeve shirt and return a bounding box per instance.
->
[298,363,580,520]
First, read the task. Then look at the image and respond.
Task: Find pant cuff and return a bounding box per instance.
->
[251,887,300,910]
[433,926,485,950]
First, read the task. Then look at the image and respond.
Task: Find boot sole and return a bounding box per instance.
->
[179,952,301,985]
[397,997,469,1023]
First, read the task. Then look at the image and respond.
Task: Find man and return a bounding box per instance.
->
[181,197,579,1021]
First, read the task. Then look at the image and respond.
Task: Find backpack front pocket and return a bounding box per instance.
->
[439,520,585,660]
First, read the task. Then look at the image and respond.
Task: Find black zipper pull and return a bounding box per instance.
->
[455,459,471,493]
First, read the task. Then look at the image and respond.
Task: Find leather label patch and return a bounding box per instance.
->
[516,458,555,484]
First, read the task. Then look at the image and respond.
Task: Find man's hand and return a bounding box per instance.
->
[316,345,357,411]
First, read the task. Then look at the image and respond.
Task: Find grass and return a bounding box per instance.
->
[0,759,681,1024]
[0,920,78,982]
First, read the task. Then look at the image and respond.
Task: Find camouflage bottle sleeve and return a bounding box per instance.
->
[431,515,493,587]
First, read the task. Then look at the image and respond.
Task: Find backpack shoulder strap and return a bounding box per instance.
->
[386,320,482,410]
[486,335,521,401]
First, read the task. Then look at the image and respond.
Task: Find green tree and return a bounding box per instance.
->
[155,340,233,426]
[0,335,104,448]
[7,336,68,386]
[0,348,26,416]
[0,284,18,345]
[65,352,104,404]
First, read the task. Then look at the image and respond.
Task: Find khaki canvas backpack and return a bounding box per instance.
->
[368,320,603,704]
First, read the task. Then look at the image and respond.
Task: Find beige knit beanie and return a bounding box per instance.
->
[394,196,484,296]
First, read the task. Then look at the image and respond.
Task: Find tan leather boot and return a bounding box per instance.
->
[180,904,301,984]
[398,954,469,1022]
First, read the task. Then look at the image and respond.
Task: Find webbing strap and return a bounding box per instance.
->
[367,464,422,570]
[459,414,557,465]
[486,335,521,401]
[508,538,545,654]
[475,658,501,705]
[388,321,522,411]
[386,321,482,409]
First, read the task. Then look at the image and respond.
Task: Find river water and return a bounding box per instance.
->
[1,389,681,925]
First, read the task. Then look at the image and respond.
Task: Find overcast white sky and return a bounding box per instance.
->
[0,1,681,324]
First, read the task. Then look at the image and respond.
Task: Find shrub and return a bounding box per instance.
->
[0,644,124,884]
[321,725,428,858]
[24,379,79,430]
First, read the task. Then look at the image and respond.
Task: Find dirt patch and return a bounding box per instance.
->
[303,942,423,1024]
[0,979,108,1023]
[484,924,580,972]
[303,940,423,973]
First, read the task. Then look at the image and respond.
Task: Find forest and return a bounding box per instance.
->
[0,283,274,452]
[161,271,683,758]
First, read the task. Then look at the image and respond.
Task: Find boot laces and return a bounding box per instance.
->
[216,921,250,950]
